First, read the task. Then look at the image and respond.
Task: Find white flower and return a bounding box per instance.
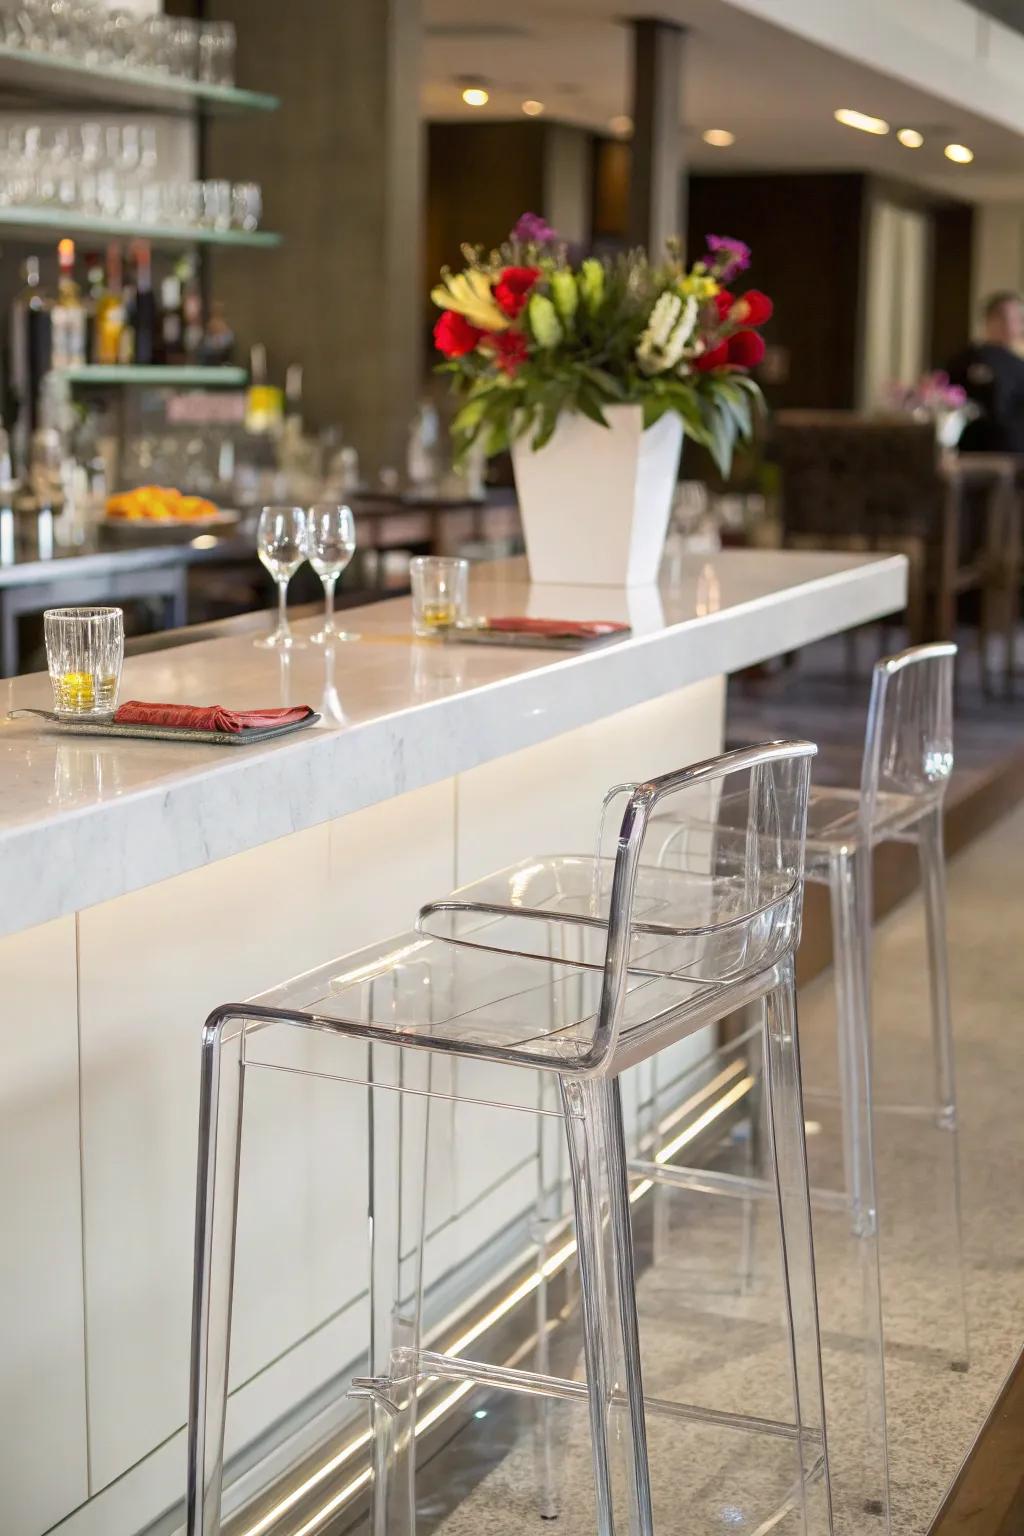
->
[636,293,698,375]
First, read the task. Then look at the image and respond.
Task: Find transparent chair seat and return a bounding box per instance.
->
[645,786,929,882]
[418,851,802,987]
[804,787,928,867]
[250,924,724,1070]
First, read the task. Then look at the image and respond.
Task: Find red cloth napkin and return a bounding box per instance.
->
[113,701,315,734]
[484,617,630,639]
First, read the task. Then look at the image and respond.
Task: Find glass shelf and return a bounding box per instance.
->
[61,365,247,387]
[0,206,280,249]
[0,44,279,115]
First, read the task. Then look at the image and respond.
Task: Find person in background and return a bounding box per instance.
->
[948,291,1024,452]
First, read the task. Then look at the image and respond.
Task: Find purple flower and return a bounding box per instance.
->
[512,211,557,245]
[706,234,751,283]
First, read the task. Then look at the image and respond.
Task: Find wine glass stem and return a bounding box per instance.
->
[323,575,337,633]
[277,578,290,638]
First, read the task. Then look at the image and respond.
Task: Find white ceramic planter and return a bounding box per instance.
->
[511,403,684,587]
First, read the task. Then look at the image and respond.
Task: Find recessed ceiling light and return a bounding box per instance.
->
[702,128,735,147]
[461,86,489,107]
[897,127,924,148]
[609,114,633,137]
[944,142,974,163]
[522,99,544,116]
[834,107,890,135]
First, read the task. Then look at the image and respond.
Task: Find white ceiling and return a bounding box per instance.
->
[422,0,1024,201]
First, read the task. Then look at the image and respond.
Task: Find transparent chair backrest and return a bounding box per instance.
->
[858,643,956,831]
[591,740,816,1069]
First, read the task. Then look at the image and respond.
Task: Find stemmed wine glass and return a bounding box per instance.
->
[256,505,307,649]
[306,503,357,644]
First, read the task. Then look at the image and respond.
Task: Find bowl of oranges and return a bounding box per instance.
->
[104,486,238,532]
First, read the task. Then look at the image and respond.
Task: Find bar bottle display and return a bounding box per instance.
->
[51,239,87,371]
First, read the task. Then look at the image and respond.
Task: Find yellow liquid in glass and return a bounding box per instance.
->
[56,671,119,716]
[419,600,456,630]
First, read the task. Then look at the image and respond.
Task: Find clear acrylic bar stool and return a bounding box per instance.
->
[186,742,832,1536]
[645,642,965,1530]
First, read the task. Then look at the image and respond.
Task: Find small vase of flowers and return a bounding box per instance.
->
[885,372,977,451]
[432,213,771,586]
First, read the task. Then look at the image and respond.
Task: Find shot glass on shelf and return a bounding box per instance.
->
[200,178,232,231]
[410,555,469,636]
[256,505,307,650]
[198,19,236,85]
[44,606,124,719]
[231,182,262,232]
[306,503,358,644]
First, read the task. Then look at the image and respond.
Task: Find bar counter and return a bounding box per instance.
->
[1,549,906,1536]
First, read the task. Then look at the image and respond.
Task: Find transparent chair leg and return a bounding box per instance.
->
[739,1018,765,1295]
[829,851,892,1525]
[534,1066,567,1521]
[350,1375,402,1528]
[186,1010,246,1536]
[561,1075,654,1536]
[367,1040,430,1536]
[918,807,971,1372]
[763,971,835,1536]
[645,1057,671,1265]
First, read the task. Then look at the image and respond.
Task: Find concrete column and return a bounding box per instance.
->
[628,17,686,255]
[206,0,423,477]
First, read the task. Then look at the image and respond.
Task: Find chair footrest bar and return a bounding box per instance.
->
[802,1087,953,1123]
[629,1159,852,1214]
[415,1350,817,1444]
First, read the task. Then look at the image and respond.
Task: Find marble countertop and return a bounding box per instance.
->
[0,549,906,936]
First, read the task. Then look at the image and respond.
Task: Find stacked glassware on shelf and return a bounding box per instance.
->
[0,2,236,85]
[0,123,262,230]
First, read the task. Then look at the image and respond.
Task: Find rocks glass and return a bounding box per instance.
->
[44,606,124,718]
[410,556,468,636]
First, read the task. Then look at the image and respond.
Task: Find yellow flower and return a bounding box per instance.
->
[679,273,720,300]
[431,269,509,332]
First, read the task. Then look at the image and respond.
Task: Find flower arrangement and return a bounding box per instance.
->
[432,213,772,475]
[885,371,969,416]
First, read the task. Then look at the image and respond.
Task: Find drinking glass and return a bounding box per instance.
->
[201,178,231,230]
[231,182,262,232]
[256,506,307,650]
[168,16,199,78]
[410,555,469,636]
[306,503,357,644]
[44,606,124,719]
[198,19,236,85]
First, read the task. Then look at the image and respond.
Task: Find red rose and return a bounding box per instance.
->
[434,310,484,358]
[695,341,730,373]
[728,329,766,368]
[494,265,541,319]
[734,289,773,326]
[491,328,530,375]
[713,291,734,322]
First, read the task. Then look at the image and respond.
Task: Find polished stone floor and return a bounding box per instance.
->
[405,800,1024,1535]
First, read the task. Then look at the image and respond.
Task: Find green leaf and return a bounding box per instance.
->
[576,388,610,427]
[579,364,626,400]
[701,394,738,476]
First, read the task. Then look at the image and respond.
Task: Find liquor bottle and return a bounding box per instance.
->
[198,299,235,366]
[130,240,156,365]
[158,267,185,365]
[94,244,125,367]
[8,256,52,473]
[245,342,283,432]
[51,238,87,370]
[83,252,104,365]
[180,256,204,362]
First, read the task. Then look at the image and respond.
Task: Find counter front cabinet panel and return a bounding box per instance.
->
[0,915,89,1536]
